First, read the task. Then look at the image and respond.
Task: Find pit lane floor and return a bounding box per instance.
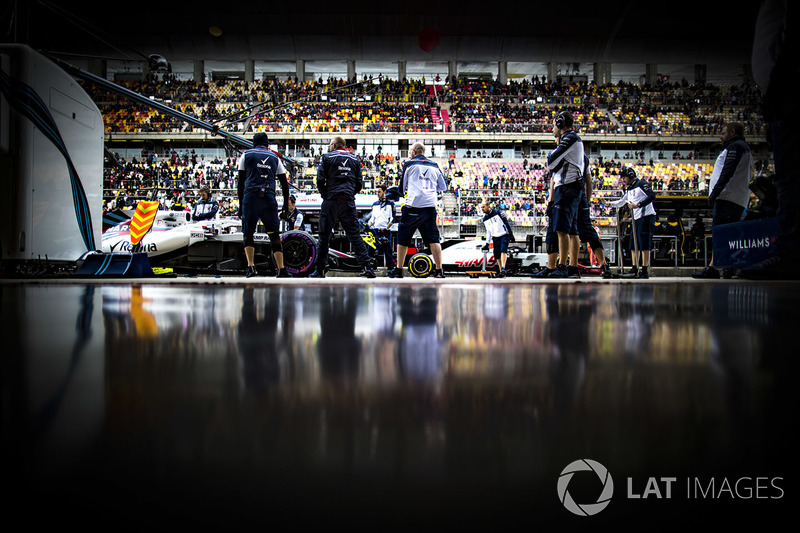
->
[1,273,796,530]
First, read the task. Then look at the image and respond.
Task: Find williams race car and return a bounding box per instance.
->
[100,208,380,276]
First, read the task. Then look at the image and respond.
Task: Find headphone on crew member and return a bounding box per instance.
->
[555,111,573,130]
[621,166,637,180]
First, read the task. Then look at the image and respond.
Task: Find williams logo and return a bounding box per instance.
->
[728,237,773,250]
[557,459,614,516]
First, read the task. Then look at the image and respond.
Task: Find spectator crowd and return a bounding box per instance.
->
[99,75,768,233]
[87,75,765,137]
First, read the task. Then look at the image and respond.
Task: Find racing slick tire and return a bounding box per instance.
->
[408,253,434,278]
[281,230,317,277]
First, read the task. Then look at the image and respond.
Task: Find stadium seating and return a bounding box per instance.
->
[96,76,767,231]
[86,77,766,136]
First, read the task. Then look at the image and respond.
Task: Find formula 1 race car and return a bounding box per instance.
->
[100,208,377,276]
[405,239,550,278]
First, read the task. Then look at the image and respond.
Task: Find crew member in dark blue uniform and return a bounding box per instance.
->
[693,122,753,279]
[368,184,396,271]
[547,110,586,278]
[480,200,515,277]
[572,154,614,278]
[192,185,219,221]
[238,132,291,278]
[531,174,561,278]
[610,166,657,279]
[310,136,375,278]
[280,195,304,231]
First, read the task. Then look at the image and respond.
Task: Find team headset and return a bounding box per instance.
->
[555,111,570,130]
[621,167,637,180]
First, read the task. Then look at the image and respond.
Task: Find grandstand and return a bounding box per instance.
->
[93,76,769,252]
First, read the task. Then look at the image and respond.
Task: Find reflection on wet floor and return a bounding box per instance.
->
[1,282,794,528]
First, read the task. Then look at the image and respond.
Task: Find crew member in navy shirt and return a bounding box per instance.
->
[368,184,396,271]
[281,195,304,232]
[310,136,375,278]
[192,185,219,221]
[547,111,586,278]
[610,166,657,279]
[237,132,291,278]
[480,200,515,277]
